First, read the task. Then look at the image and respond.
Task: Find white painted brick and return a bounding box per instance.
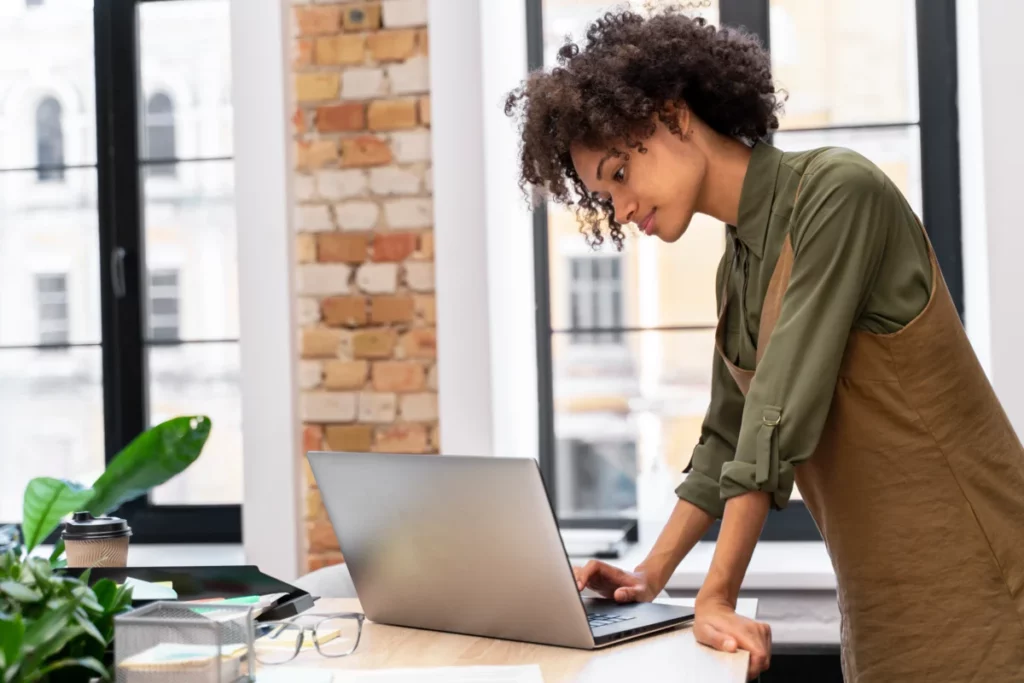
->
[295,204,334,232]
[427,364,438,391]
[342,68,386,100]
[369,166,421,196]
[356,263,399,294]
[294,174,317,201]
[358,392,397,423]
[297,297,322,326]
[317,169,367,200]
[382,0,427,28]
[391,131,431,163]
[400,392,438,421]
[387,56,430,95]
[298,360,324,390]
[296,264,351,296]
[335,201,380,231]
[301,392,357,422]
[384,198,433,229]
[423,166,433,193]
[404,261,434,292]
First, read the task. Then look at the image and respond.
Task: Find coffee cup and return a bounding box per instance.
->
[62,512,132,568]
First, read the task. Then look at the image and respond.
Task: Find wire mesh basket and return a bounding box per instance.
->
[114,601,256,683]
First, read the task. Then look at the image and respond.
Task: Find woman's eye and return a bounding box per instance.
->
[613,167,626,183]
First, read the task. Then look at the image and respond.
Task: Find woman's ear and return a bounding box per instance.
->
[659,101,692,138]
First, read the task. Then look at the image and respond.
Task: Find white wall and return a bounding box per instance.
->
[430,0,538,460]
[231,0,302,581]
[960,0,1024,435]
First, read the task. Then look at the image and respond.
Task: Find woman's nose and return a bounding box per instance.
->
[614,198,637,224]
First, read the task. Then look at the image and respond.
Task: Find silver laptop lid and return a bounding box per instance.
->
[306,451,594,648]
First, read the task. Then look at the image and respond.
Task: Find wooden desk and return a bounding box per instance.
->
[286,598,755,682]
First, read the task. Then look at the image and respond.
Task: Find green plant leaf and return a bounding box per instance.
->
[112,582,133,613]
[88,416,212,515]
[71,586,102,614]
[72,609,105,645]
[27,558,51,585]
[25,655,107,682]
[48,539,65,568]
[0,580,42,603]
[23,596,79,649]
[20,478,95,553]
[91,579,116,610]
[0,613,24,672]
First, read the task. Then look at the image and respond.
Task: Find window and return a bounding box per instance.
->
[568,256,623,344]
[35,273,69,346]
[528,0,961,540]
[0,0,240,541]
[558,439,638,516]
[148,269,180,341]
[35,97,64,182]
[145,92,177,177]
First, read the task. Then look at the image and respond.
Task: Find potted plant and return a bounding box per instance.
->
[0,415,212,682]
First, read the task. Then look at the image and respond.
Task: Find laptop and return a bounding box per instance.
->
[306,451,694,649]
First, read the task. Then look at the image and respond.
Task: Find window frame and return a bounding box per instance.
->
[0,0,241,544]
[527,0,962,541]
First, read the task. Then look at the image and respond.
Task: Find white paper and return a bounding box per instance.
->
[258,668,334,683]
[122,577,178,601]
[258,665,544,683]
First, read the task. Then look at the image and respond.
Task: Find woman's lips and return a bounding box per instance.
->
[639,209,657,235]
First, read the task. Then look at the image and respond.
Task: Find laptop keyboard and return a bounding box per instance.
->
[587,613,636,629]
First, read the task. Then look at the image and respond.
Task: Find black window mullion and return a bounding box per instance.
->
[95,0,148,465]
[916,0,963,318]
[526,0,557,512]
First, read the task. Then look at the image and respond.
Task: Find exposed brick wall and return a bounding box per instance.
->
[291,0,434,573]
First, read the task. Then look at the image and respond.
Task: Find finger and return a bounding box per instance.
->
[576,560,601,591]
[588,561,635,588]
[613,586,638,603]
[695,622,737,652]
[747,651,768,679]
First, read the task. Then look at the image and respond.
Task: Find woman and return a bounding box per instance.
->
[505,8,1024,682]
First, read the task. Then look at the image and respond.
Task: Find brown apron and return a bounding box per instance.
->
[716,227,1024,681]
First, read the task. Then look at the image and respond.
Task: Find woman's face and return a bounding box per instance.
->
[570,117,707,243]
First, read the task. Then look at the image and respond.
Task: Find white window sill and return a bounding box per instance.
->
[38,539,835,592]
[35,543,245,567]
[568,525,836,591]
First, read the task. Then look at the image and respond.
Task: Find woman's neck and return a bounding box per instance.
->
[695,133,753,227]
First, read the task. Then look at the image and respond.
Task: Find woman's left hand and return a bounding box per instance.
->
[693,595,772,680]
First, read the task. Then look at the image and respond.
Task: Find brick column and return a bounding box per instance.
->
[291,0,435,572]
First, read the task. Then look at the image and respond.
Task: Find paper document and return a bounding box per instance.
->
[121,577,178,601]
[258,665,544,683]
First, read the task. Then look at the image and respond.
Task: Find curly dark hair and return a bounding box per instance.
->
[505,6,783,249]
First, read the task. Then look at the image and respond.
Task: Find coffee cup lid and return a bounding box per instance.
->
[61,512,132,541]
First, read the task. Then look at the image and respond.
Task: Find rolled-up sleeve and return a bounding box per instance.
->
[676,347,746,519]
[719,156,893,509]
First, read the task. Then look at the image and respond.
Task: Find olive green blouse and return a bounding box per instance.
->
[675,142,933,517]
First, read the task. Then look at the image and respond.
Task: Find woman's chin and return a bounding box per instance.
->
[655,222,688,243]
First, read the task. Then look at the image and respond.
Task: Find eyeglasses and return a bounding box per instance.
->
[253,612,365,665]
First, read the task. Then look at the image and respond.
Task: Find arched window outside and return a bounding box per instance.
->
[36,97,64,182]
[146,92,176,177]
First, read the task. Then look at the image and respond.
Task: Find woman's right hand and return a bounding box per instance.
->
[571,559,659,603]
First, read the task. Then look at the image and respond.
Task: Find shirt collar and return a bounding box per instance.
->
[730,141,785,258]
